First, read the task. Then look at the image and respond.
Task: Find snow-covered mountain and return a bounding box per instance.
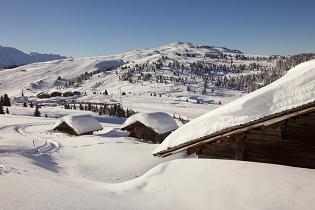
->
[0,42,283,118]
[0,45,66,68]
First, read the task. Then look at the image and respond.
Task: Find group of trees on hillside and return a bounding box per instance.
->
[118,53,315,95]
[63,102,136,118]
[0,94,11,114]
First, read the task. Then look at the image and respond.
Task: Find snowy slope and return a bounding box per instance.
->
[0,42,272,96]
[0,45,66,68]
[0,42,278,119]
[153,59,315,155]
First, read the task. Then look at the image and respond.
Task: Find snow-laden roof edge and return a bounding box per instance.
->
[153,59,315,156]
[121,112,178,134]
[53,114,103,135]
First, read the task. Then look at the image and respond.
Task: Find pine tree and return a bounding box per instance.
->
[33,105,41,117]
[5,108,9,114]
[23,102,27,107]
[0,104,4,114]
[104,90,108,95]
[3,94,11,106]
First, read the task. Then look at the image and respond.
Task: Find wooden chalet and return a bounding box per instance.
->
[121,112,178,143]
[53,115,103,135]
[153,60,315,169]
[37,92,51,99]
[50,91,62,97]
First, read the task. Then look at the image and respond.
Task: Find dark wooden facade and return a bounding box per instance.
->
[122,122,171,143]
[188,111,315,168]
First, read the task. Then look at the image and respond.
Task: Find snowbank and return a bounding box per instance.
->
[121,112,178,134]
[153,59,315,155]
[108,159,315,210]
[53,114,103,135]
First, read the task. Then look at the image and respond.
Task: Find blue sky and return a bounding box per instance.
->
[0,0,314,57]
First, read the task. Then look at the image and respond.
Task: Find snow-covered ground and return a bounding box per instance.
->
[1,43,314,209]
[1,108,315,210]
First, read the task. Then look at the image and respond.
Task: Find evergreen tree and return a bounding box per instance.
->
[33,105,41,117]
[0,104,4,114]
[3,94,11,106]
[5,108,9,114]
[104,90,108,95]
[23,102,27,107]
[30,102,34,108]
[79,103,84,110]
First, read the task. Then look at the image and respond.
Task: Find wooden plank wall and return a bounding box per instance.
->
[197,111,315,168]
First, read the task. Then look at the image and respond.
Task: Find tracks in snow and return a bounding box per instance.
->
[0,123,60,156]
[15,123,60,156]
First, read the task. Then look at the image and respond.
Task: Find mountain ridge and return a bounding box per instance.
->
[0,45,66,68]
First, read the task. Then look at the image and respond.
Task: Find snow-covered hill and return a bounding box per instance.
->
[0,42,281,118]
[0,45,66,68]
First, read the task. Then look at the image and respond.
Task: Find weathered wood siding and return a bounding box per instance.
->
[125,123,170,143]
[196,111,315,168]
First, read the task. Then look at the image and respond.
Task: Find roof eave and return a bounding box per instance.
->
[154,103,315,157]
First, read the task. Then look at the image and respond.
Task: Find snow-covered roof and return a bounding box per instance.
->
[53,114,103,135]
[121,112,178,134]
[153,59,315,155]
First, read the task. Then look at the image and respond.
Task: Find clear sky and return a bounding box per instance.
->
[0,0,314,57]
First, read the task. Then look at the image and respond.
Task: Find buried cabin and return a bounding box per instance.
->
[53,114,103,135]
[121,112,178,143]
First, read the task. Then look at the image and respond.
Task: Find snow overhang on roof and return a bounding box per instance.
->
[53,114,103,135]
[121,112,178,134]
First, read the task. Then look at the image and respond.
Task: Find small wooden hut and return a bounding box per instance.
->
[63,91,74,97]
[51,91,62,97]
[53,115,103,135]
[37,92,51,99]
[73,91,81,96]
[153,60,315,169]
[121,112,178,143]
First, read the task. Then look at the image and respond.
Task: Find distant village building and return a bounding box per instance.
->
[50,91,62,97]
[73,91,81,96]
[63,91,74,97]
[53,115,103,135]
[153,60,315,169]
[37,92,51,99]
[121,112,178,143]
